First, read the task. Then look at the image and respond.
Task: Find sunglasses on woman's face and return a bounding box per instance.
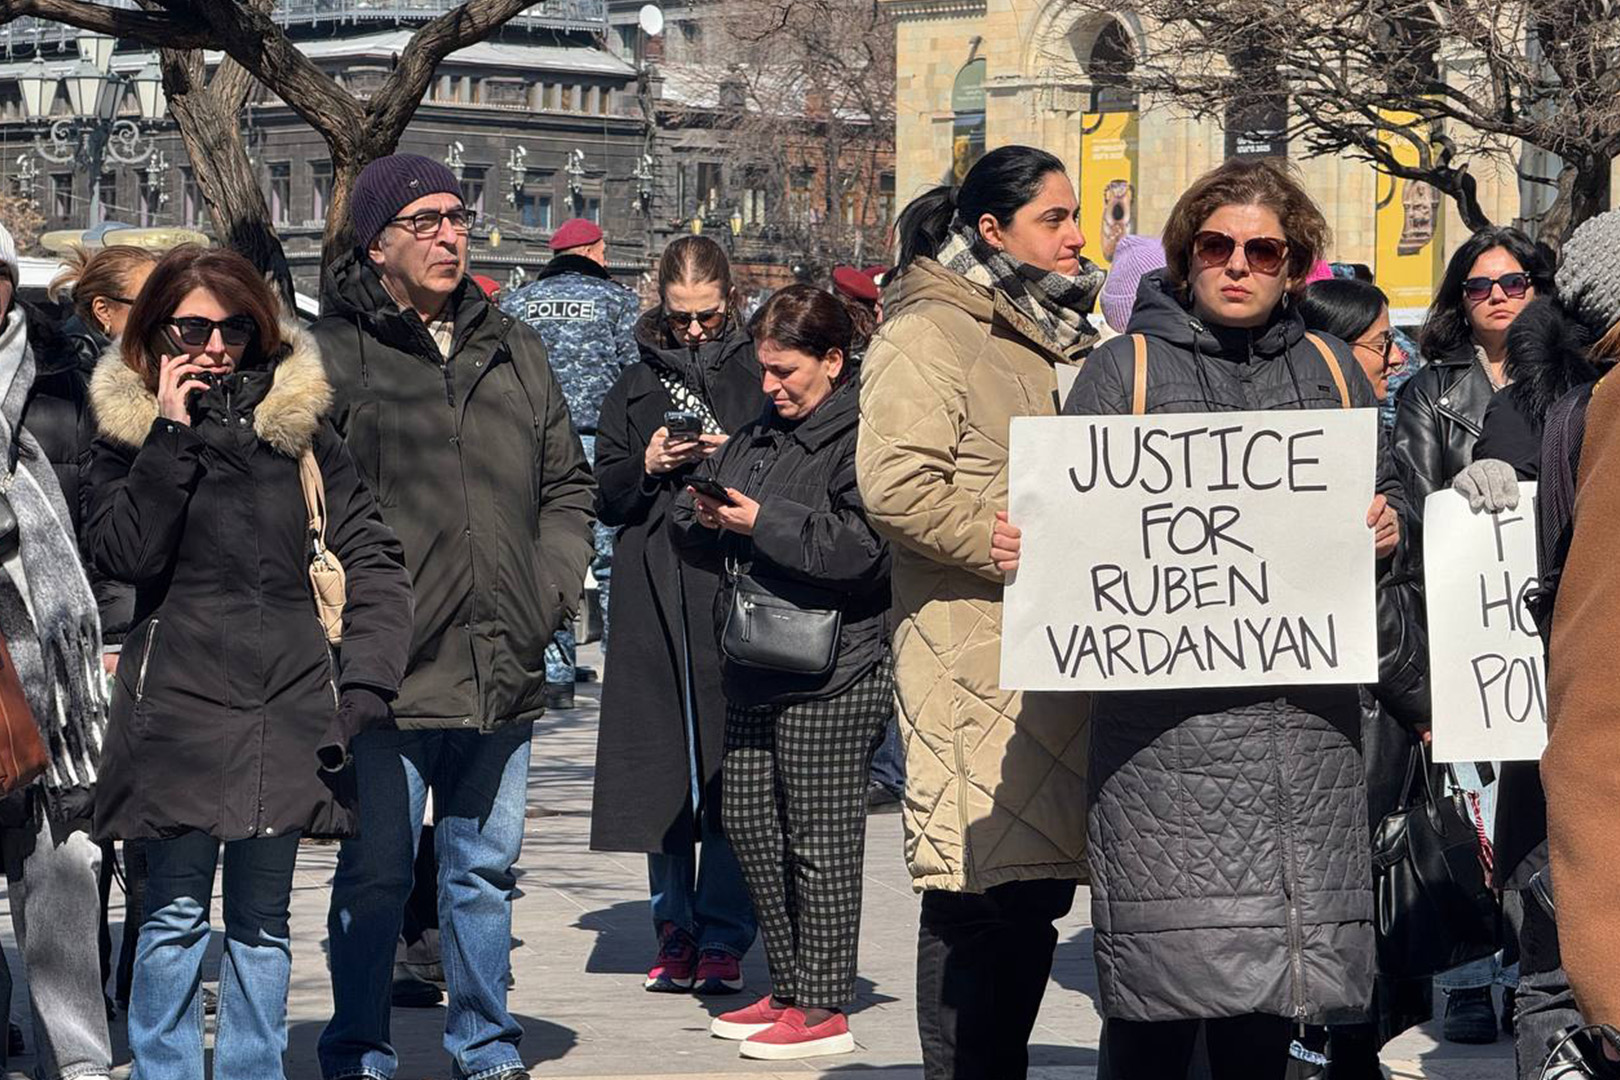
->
[1191,231,1290,276]
[168,315,257,347]
[1462,273,1532,303]
[665,307,726,333]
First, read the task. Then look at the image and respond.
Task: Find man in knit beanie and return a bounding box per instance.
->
[312,155,595,1080]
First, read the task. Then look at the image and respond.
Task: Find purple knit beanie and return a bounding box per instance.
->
[1099,234,1168,334]
[350,154,464,250]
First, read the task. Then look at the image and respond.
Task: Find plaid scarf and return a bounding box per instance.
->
[936,217,1104,353]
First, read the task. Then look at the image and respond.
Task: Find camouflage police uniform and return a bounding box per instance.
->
[502,252,640,680]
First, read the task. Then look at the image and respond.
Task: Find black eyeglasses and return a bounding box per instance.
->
[1191,231,1290,276]
[105,296,133,305]
[664,307,727,333]
[387,208,477,238]
[168,315,257,347]
[1463,273,1531,302]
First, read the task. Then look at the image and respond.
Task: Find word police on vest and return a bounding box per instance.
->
[523,298,600,321]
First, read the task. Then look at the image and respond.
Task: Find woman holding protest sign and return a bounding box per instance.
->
[855,144,1100,1079]
[1392,227,1552,1045]
[993,157,1403,1079]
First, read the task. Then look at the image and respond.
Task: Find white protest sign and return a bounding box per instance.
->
[1425,486,1547,763]
[1000,410,1379,691]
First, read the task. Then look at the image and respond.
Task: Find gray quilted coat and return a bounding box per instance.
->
[1065,272,1396,1023]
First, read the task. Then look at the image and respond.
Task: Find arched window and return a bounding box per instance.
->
[1088,19,1135,113]
[950,59,986,185]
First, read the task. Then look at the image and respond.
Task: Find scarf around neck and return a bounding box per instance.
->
[0,308,106,801]
[936,217,1104,353]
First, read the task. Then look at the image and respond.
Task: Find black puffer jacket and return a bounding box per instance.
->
[589,313,762,853]
[1066,271,1395,1024]
[313,252,596,731]
[86,326,414,841]
[1391,344,1498,556]
[670,376,889,706]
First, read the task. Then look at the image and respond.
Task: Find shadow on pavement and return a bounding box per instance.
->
[574,898,655,974]
[819,1044,1099,1072]
[286,1012,578,1074]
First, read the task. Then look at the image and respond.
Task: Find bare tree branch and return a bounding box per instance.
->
[0,0,208,46]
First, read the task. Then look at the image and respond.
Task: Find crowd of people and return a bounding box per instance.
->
[0,138,1608,1080]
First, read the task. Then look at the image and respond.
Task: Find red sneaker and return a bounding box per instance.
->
[709,994,786,1040]
[739,1008,855,1060]
[695,949,744,995]
[643,922,696,992]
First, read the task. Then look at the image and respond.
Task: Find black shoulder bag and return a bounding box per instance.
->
[1370,745,1502,980]
[719,545,842,677]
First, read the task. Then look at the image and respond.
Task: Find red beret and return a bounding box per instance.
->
[550,218,604,251]
[832,265,880,304]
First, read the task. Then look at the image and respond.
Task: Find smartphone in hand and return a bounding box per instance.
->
[687,476,737,506]
[664,409,702,442]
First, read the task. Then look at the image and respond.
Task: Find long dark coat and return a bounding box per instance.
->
[589,313,762,853]
[86,326,413,841]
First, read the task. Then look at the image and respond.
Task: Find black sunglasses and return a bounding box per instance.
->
[664,306,727,332]
[1462,273,1531,302]
[1191,231,1290,276]
[168,315,257,347]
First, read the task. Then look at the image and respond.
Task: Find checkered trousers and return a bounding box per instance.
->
[721,660,895,1008]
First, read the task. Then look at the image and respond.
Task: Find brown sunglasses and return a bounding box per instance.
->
[1192,231,1290,276]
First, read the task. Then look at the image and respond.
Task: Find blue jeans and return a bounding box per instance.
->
[320,723,533,1080]
[870,715,905,796]
[646,827,756,958]
[130,829,300,1080]
[545,434,613,681]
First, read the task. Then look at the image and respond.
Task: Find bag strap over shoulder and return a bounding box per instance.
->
[298,450,328,556]
[1131,334,1148,416]
[1305,332,1352,409]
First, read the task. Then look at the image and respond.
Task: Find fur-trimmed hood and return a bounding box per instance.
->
[89,321,332,457]
[1504,296,1610,429]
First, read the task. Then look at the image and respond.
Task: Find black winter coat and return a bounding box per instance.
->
[590,313,763,853]
[313,253,596,731]
[670,377,890,707]
[1067,272,1396,1024]
[21,308,135,642]
[1391,345,1498,558]
[86,327,413,841]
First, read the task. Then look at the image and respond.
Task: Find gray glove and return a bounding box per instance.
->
[1452,458,1521,513]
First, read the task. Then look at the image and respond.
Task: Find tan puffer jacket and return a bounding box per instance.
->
[857,257,1092,894]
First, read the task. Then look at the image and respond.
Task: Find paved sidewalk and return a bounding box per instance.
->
[0,645,1514,1078]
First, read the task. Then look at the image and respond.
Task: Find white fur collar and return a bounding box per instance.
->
[90,321,331,457]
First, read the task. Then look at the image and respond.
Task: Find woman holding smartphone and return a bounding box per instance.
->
[86,245,412,1079]
[591,236,765,997]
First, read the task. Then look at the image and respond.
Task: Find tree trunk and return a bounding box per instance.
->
[1538,159,1609,254]
[158,48,295,308]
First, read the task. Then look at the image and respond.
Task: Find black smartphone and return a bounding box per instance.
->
[687,476,737,506]
[664,409,702,441]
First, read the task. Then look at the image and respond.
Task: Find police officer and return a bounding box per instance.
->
[503,219,639,701]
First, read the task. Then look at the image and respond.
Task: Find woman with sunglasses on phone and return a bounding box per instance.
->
[591,235,762,996]
[85,245,412,1080]
[992,158,1405,1079]
[1390,227,1552,1046]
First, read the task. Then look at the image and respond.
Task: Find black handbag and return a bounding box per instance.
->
[720,561,842,676]
[1370,746,1502,980]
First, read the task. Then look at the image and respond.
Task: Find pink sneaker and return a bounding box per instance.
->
[643,922,696,992]
[695,949,744,995]
[739,1008,855,1060]
[709,994,786,1040]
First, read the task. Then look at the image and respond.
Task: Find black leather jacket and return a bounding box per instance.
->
[1390,347,1498,558]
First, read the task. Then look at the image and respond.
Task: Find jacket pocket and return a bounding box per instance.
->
[134,618,160,703]
[347,400,393,507]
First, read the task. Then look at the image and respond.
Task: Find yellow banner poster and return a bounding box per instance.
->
[1375,114,1445,319]
[1080,111,1139,273]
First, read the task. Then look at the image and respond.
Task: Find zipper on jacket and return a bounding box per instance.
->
[135,619,160,702]
[1267,710,1309,1020]
[323,638,340,710]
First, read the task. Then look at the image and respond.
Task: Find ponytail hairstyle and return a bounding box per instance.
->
[656,235,740,345]
[894,145,1069,271]
[748,283,864,384]
[49,244,159,336]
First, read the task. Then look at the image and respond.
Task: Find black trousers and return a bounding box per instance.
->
[916,876,1077,1079]
[1104,1013,1292,1080]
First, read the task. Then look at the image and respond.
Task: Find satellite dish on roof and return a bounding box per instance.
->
[638,5,665,36]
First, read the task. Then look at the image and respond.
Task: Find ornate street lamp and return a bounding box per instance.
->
[565,148,586,200]
[505,144,528,208]
[445,141,466,182]
[18,54,50,122]
[631,152,654,209]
